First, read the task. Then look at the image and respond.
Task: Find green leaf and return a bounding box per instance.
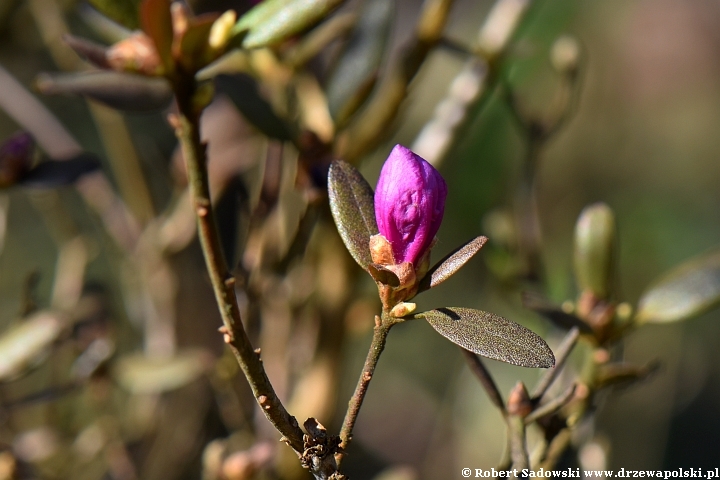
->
[88,0,141,30]
[232,0,293,37]
[419,236,487,292]
[215,74,293,140]
[417,307,554,368]
[636,248,720,324]
[234,0,348,49]
[0,312,65,381]
[326,0,394,126]
[573,203,616,299]
[36,71,173,112]
[327,160,377,270]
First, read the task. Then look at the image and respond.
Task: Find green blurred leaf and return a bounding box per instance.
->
[215,74,292,140]
[416,307,554,368]
[234,0,348,49]
[88,0,141,30]
[326,0,394,126]
[419,236,487,292]
[636,248,720,324]
[36,71,173,112]
[327,160,377,270]
[573,203,616,299]
[0,312,65,382]
[113,350,210,394]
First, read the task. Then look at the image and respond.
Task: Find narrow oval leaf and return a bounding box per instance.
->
[417,307,554,368]
[113,350,210,394]
[36,71,173,112]
[419,236,487,292]
[327,159,377,270]
[63,35,111,69]
[19,154,101,188]
[238,0,348,49]
[0,312,65,381]
[215,74,292,140]
[636,248,720,324]
[326,0,394,126]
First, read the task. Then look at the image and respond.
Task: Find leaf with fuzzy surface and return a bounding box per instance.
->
[328,160,377,270]
[416,307,554,368]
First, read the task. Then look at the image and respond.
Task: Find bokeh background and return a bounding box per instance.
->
[1,0,720,478]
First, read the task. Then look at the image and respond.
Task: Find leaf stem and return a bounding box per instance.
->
[171,75,305,453]
[337,314,396,465]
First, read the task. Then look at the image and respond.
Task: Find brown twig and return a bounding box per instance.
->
[171,74,305,453]
[337,314,396,466]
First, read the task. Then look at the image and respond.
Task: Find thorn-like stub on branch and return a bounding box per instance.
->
[167,113,181,129]
[254,348,261,355]
[507,381,532,417]
[224,276,236,287]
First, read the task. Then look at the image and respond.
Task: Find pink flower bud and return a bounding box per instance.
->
[374,144,447,266]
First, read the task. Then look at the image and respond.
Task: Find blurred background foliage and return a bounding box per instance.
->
[0,0,719,478]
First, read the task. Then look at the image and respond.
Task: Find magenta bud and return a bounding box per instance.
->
[0,132,34,188]
[374,144,447,266]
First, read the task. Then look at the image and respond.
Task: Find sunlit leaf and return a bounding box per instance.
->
[636,248,720,324]
[416,307,554,368]
[326,0,394,126]
[87,0,141,30]
[215,74,292,140]
[0,312,65,382]
[36,71,173,112]
[419,236,487,292]
[234,0,348,49]
[327,160,377,270]
[113,350,210,394]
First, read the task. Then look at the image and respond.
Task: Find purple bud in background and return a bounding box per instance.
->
[374,144,447,266]
[0,132,34,188]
